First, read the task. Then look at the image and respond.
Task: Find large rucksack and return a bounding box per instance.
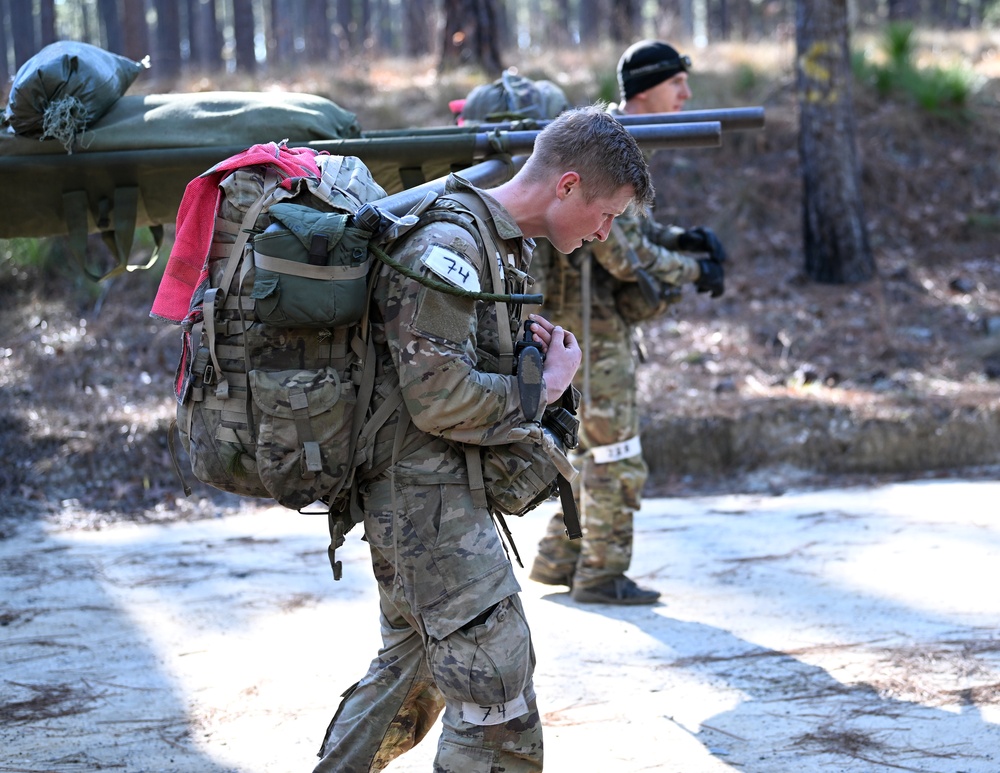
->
[156,144,578,578]
[158,147,408,575]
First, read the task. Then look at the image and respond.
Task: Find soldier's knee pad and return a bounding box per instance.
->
[426,595,534,707]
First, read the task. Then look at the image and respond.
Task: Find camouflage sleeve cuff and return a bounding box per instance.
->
[642,220,685,251]
[645,243,702,286]
[591,215,698,286]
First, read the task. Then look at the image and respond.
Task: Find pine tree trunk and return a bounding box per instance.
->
[404,0,432,57]
[121,0,151,63]
[39,0,56,47]
[9,0,36,68]
[305,0,331,62]
[795,0,874,284]
[0,0,8,84]
[187,0,222,71]
[152,0,182,78]
[233,0,257,73]
[98,0,125,54]
[439,0,503,75]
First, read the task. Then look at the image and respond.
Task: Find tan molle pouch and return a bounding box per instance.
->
[481,426,578,517]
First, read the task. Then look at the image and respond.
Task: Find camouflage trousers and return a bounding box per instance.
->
[534,315,649,589]
[314,475,543,773]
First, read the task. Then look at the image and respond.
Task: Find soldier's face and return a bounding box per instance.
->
[641,73,691,114]
[549,181,635,254]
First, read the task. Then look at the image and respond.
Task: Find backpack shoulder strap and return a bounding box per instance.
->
[424,191,524,515]
[430,191,517,374]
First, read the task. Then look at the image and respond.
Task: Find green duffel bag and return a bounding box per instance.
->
[0,91,362,280]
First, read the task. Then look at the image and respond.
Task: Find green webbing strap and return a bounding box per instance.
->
[288,387,323,478]
[167,419,193,497]
[559,476,582,539]
[203,288,231,400]
[253,252,371,280]
[356,380,402,471]
[224,167,283,296]
[369,243,542,306]
[63,187,160,282]
[424,192,520,511]
[485,241,514,376]
[63,191,92,277]
[465,445,489,511]
[107,186,138,274]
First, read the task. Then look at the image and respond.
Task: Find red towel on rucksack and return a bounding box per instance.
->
[150,142,322,323]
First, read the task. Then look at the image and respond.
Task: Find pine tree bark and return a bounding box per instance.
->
[403,0,432,56]
[9,0,36,68]
[305,0,331,62]
[578,0,601,44]
[152,0,182,78]
[0,0,8,84]
[609,0,640,45]
[233,0,257,73]
[122,0,151,63]
[39,0,56,47]
[187,0,222,71]
[439,0,503,75]
[795,0,874,284]
[98,0,125,54]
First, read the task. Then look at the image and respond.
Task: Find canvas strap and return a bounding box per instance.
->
[63,187,162,282]
[288,387,323,478]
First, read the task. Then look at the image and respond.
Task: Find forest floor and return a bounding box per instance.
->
[1,38,1000,530]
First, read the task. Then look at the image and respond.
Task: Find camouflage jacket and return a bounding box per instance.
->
[366,175,544,478]
[534,211,701,327]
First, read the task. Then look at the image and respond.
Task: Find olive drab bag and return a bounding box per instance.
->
[459,71,570,124]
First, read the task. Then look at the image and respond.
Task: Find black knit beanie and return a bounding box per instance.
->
[617,40,689,101]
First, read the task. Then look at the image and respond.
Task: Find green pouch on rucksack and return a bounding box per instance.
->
[249,365,356,509]
[250,202,374,328]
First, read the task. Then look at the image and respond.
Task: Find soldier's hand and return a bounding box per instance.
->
[695,258,725,298]
[677,227,727,265]
[529,315,581,402]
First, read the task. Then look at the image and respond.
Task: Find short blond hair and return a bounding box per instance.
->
[523,104,654,209]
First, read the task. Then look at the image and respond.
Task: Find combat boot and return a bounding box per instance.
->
[570,575,660,605]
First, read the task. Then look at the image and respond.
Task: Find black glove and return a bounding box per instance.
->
[677,226,728,265]
[696,258,725,298]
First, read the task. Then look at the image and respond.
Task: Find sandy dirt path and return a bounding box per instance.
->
[2,478,999,772]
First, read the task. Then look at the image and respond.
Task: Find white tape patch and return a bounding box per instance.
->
[461,693,530,726]
[590,435,643,465]
[420,245,481,293]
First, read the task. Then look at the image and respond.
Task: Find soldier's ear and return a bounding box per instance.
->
[556,171,581,201]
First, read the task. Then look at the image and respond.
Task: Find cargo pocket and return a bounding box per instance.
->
[249,366,356,509]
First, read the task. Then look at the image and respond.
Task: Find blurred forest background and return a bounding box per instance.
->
[2,0,999,82]
[2,0,1000,526]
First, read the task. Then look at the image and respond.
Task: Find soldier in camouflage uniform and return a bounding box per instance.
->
[529,40,729,605]
[313,105,654,773]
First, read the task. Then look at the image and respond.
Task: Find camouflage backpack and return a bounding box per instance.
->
[162,148,431,576]
[160,144,579,575]
[459,71,570,124]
